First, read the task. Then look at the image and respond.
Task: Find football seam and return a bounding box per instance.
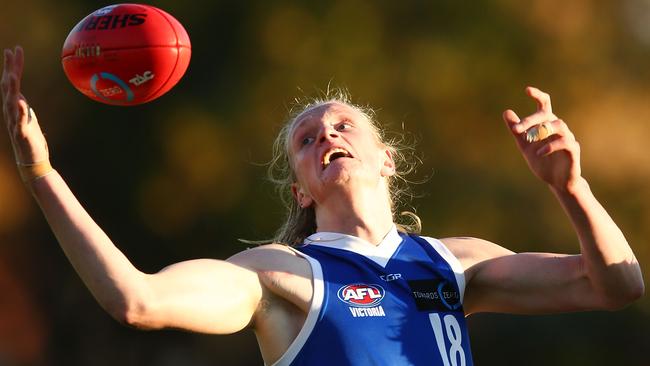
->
[145,6,186,102]
[61,45,191,59]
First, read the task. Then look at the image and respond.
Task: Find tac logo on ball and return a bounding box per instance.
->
[61,3,191,106]
[337,284,385,308]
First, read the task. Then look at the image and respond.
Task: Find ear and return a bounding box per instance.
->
[380,148,396,177]
[291,182,314,208]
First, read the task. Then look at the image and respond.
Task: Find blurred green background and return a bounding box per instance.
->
[1,0,649,365]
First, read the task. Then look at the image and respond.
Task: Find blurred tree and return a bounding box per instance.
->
[0,0,647,365]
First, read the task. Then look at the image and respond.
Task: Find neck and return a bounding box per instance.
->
[313,185,394,245]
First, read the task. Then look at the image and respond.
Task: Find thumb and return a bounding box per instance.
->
[502,109,521,128]
[502,109,525,149]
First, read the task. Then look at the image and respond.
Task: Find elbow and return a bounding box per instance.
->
[623,279,645,306]
[588,257,645,311]
[107,297,160,330]
[121,301,155,329]
[599,280,645,311]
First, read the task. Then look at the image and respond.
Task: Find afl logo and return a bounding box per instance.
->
[337,284,385,308]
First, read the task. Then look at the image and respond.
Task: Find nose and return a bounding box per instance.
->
[318,124,339,144]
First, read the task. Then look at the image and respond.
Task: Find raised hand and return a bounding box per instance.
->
[1,46,52,182]
[503,87,582,192]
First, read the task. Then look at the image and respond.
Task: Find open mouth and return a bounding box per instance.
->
[322,148,353,169]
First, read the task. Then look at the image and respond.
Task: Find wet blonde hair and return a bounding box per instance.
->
[267,90,421,246]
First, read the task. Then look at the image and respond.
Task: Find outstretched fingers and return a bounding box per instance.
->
[503,109,527,150]
[502,109,520,127]
[1,49,13,98]
[511,87,557,135]
[13,46,24,83]
[1,46,49,166]
[505,110,574,155]
[1,47,24,99]
[2,47,28,129]
[504,87,583,188]
[526,86,552,114]
[512,109,552,135]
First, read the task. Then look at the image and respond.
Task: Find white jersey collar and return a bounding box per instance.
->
[303,225,403,268]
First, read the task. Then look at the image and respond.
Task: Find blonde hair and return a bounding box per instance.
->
[265,90,422,246]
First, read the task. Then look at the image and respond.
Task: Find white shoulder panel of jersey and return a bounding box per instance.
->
[269,249,324,366]
[420,236,467,304]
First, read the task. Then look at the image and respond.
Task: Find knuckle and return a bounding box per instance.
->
[552,136,567,147]
[568,131,575,141]
[14,105,25,118]
[17,124,30,139]
[11,126,23,140]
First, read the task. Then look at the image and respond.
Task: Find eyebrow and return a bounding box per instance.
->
[290,118,315,146]
[289,105,360,145]
[294,108,355,130]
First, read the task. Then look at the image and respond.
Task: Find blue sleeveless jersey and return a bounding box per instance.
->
[272,226,473,366]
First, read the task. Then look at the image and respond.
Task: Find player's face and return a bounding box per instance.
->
[288,102,395,208]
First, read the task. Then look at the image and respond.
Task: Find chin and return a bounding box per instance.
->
[319,159,378,190]
[323,167,376,191]
[321,167,352,185]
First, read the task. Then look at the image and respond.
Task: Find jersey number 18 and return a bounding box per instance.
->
[429,313,466,366]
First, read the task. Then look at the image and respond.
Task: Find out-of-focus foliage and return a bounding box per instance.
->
[1,0,648,365]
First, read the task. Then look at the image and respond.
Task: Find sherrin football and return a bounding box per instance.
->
[61,4,191,105]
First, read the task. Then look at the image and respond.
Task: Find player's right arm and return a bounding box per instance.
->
[2,46,264,334]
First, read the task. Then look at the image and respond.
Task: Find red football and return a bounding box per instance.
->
[61,4,191,106]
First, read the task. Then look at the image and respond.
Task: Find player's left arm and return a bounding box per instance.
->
[448,87,644,315]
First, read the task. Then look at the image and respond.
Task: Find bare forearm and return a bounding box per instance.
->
[551,177,644,306]
[28,171,149,321]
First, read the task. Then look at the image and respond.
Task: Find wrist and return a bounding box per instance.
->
[550,176,590,197]
[17,159,55,183]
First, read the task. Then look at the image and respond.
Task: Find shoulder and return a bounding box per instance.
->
[228,243,309,272]
[228,243,313,313]
[438,236,515,278]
